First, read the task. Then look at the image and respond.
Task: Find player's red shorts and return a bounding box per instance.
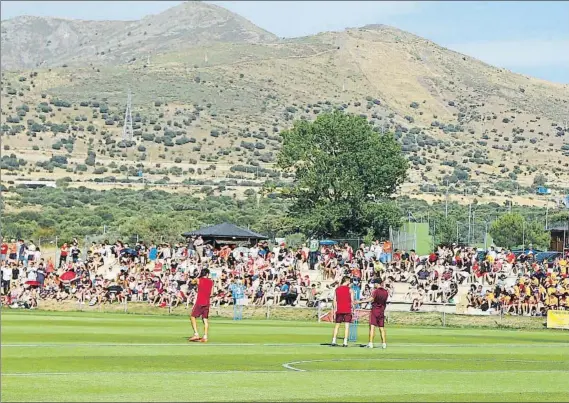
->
[191,304,210,319]
[369,309,385,327]
[335,312,353,323]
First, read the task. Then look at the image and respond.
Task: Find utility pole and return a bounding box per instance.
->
[122,90,133,143]
[545,200,549,229]
[467,203,472,245]
[432,220,436,251]
[445,180,449,218]
[522,221,525,251]
[456,222,460,244]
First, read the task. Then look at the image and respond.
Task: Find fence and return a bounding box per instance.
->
[33,299,550,331]
[390,224,419,254]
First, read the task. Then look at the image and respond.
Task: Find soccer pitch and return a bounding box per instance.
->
[1,311,568,402]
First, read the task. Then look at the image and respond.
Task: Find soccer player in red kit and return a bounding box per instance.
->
[188,268,214,343]
[357,278,389,349]
[331,276,355,347]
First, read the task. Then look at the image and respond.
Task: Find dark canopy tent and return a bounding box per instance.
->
[182,222,268,246]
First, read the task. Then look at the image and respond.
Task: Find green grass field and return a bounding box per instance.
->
[1,311,568,402]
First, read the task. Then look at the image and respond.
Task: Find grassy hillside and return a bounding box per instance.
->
[1,8,568,205]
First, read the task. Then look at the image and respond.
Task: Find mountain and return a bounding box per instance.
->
[0,1,278,70]
[1,3,568,206]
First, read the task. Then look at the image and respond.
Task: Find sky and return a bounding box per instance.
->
[1,1,568,84]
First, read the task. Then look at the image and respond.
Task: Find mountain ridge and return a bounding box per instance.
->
[0,1,278,70]
[1,2,568,200]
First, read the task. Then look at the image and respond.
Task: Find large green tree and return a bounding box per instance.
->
[277,111,408,238]
[489,213,550,250]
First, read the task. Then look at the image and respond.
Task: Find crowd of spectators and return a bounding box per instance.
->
[1,237,567,316]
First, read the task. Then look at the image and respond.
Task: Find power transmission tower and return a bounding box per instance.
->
[122,90,133,143]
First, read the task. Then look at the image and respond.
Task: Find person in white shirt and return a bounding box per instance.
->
[27,267,37,282]
[371,240,383,261]
[162,245,171,260]
[249,245,259,259]
[2,265,12,295]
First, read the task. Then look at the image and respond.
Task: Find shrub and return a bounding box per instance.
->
[175,136,191,145]
[141,133,155,141]
[93,167,107,174]
[50,155,68,165]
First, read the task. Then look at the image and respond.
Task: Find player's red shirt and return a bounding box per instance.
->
[371,287,388,312]
[0,243,7,255]
[335,285,352,314]
[196,278,213,305]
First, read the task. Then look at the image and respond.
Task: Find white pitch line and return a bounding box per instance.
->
[311,369,569,374]
[4,368,567,377]
[281,357,569,372]
[1,370,284,377]
[1,342,567,348]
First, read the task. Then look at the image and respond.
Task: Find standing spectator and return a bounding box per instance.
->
[71,244,81,264]
[2,263,11,295]
[59,243,69,268]
[27,241,37,263]
[194,236,204,263]
[36,263,46,288]
[148,243,158,264]
[1,240,8,262]
[17,240,27,264]
[8,240,17,262]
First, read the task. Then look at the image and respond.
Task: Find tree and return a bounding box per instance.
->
[532,173,547,187]
[277,111,408,237]
[435,216,458,245]
[489,213,549,250]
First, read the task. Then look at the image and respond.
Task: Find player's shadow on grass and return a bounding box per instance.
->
[320,343,367,348]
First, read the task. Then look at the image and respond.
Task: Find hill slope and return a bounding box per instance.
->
[1,6,568,205]
[0,1,277,70]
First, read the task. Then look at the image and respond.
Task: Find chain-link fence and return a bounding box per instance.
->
[390,226,418,253]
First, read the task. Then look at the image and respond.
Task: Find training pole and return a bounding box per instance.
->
[348,283,361,342]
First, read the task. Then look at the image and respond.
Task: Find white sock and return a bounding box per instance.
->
[332,337,337,344]
[194,332,199,337]
[382,343,387,349]
[343,340,348,346]
[368,342,373,348]
[202,334,208,340]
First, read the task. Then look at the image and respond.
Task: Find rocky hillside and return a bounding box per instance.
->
[0,1,277,70]
[1,4,568,204]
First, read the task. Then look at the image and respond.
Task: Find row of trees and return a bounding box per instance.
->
[2,186,560,250]
[2,111,561,250]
